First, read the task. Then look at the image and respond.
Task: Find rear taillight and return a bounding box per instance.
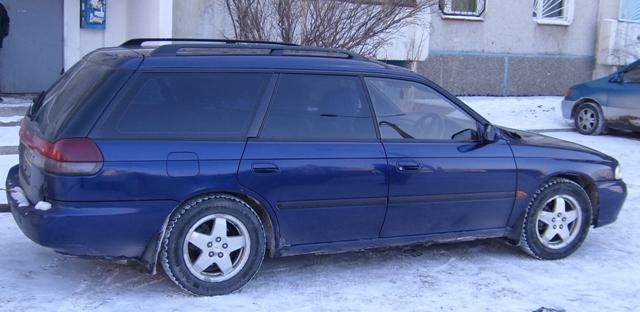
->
[20,120,103,175]
[563,88,572,97]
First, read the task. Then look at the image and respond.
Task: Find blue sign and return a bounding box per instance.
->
[80,0,106,29]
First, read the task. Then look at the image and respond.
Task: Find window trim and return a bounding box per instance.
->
[619,0,640,24]
[362,76,482,143]
[533,0,574,26]
[439,0,487,20]
[256,73,380,142]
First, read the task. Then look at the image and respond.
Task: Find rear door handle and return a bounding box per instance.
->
[397,161,420,172]
[252,163,279,174]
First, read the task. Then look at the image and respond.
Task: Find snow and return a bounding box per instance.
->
[9,187,29,208]
[0,96,32,107]
[462,96,570,131]
[0,97,638,311]
[0,115,23,123]
[0,126,20,147]
[0,155,18,203]
[34,201,52,211]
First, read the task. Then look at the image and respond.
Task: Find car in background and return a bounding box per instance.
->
[562,59,640,135]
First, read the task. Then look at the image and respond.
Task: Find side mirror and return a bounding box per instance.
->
[451,128,478,141]
[610,71,624,83]
[483,124,498,142]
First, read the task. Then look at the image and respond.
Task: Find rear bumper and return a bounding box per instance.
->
[5,165,176,260]
[595,179,627,227]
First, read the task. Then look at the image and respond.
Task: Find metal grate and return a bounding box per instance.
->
[439,0,486,17]
[533,0,568,20]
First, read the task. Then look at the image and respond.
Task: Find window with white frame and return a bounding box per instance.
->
[439,0,486,18]
[620,0,640,23]
[533,0,574,24]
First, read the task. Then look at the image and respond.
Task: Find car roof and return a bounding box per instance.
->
[85,39,424,80]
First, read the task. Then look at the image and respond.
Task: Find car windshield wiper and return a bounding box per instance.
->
[29,91,46,117]
[320,114,369,119]
[380,113,407,117]
[379,121,414,139]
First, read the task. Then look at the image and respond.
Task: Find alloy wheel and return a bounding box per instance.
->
[182,214,251,282]
[535,195,583,249]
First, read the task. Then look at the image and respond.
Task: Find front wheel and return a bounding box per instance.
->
[519,178,592,260]
[161,195,266,296]
[574,102,606,135]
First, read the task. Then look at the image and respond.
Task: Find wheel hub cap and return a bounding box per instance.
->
[577,108,596,132]
[182,214,251,282]
[535,195,582,249]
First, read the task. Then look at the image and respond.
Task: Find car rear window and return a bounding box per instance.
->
[33,60,114,138]
[92,72,270,140]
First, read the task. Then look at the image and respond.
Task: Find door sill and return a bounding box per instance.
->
[277,228,507,257]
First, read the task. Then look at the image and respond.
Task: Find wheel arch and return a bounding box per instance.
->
[141,190,280,274]
[571,97,603,119]
[507,171,599,242]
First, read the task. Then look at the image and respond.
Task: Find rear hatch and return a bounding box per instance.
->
[19,57,119,204]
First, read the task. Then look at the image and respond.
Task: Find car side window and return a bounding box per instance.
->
[259,74,377,140]
[365,77,479,141]
[623,66,640,83]
[93,72,270,140]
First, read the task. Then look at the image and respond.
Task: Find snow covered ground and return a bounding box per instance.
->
[0,97,638,311]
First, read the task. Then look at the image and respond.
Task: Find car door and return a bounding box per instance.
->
[363,77,517,237]
[606,64,640,125]
[237,74,388,246]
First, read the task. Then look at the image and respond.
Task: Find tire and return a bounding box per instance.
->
[574,102,606,135]
[519,178,592,260]
[161,195,266,296]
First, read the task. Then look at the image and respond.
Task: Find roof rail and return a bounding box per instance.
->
[149,43,369,61]
[121,38,300,48]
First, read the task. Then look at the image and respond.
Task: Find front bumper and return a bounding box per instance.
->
[595,179,627,227]
[5,165,176,260]
[561,99,576,120]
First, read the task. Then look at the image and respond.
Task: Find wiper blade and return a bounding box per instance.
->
[379,121,414,139]
[381,113,407,117]
[29,91,45,117]
[320,114,368,119]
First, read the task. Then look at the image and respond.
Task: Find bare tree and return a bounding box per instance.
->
[224,0,436,56]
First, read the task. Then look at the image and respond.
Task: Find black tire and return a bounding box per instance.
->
[161,195,266,296]
[519,178,592,260]
[574,102,606,135]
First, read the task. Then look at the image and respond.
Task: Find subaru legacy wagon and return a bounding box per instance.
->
[6,39,627,296]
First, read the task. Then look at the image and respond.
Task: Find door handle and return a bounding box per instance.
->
[252,163,279,174]
[397,161,420,171]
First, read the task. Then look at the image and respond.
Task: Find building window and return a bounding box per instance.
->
[620,0,640,23]
[533,0,574,25]
[439,0,486,18]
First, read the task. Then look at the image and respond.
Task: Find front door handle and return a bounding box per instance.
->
[397,161,420,171]
[252,163,279,174]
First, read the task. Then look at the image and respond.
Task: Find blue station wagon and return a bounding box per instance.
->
[5,39,627,296]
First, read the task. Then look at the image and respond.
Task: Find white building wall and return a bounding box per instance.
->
[428,0,599,57]
[172,0,430,61]
[594,0,640,77]
[63,0,173,70]
[172,0,233,39]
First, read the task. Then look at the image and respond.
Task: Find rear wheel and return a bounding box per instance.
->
[161,195,266,296]
[574,102,605,135]
[519,178,592,260]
